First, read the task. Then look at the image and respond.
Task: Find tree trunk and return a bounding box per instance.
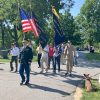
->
[1,21,5,48]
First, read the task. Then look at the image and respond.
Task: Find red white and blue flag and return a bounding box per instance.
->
[20,8,39,37]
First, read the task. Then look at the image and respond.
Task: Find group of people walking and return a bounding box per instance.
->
[9,39,78,85]
[36,40,77,76]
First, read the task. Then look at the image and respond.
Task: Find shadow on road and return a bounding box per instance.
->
[0,68,4,71]
[26,83,70,96]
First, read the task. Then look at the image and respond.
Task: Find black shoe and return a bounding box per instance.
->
[58,70,60,73]
[53,71,56,74]
[14,70,17,73]
[24,82,29,85]
[20,80,25,85]
[20,82,24,85]
[69,73,72,76]
[65,73,68,77]
[10,68,13,71]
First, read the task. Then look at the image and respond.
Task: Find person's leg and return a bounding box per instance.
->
[45,55,49,72]
[65,59,70,76]
[61,54,64,64]
[40,57,44,73]
[19,63,25,85]
[48,56,51,69]
[38,53,41,67]
[10,56,14,71]
[69,59,73,75]
[57,56,61,72]
[53,57,57,73]
[15,56,18,72]
[74,56,77,66]
[24,63,30,84]
[39,54,42,67]
[51,57,54,69]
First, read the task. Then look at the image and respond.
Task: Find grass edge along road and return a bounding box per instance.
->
[0,56,37,62]
[85,52,100,61]
[81,79,100,100]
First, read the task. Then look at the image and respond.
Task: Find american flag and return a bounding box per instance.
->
[20,8,39,37]
[29,16,39,37]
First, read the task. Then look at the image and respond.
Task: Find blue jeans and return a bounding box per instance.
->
[19,63,30,83]
[53,56,61,72]
[74,56,77,65]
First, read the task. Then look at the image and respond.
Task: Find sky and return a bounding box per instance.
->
[70,0,85,17]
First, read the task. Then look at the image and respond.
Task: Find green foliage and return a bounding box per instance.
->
[0,0,75,49]
[75,0,100,47]
[86,52,100,61]
[82,79,100,100]
[60,12,75,43]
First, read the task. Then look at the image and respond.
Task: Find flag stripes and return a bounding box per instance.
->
[20,8,39,37]
[20,9,32,33]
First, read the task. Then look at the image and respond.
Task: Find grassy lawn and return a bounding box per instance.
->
[86,52,100,61]
[81,79,100,100]
[0,56,37,62]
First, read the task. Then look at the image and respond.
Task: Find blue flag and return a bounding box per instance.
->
[31,12,48,48]
[53,12,65,46]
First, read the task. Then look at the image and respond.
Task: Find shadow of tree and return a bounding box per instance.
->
[26,83,70,96]
[63,78,81,87]
[0,68,4,71]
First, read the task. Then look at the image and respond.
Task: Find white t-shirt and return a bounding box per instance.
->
[42,45,49,59]
[10,47,20,56]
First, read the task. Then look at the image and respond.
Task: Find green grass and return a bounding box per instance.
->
[0,58,10,62]
[86,52,100,61]
[32,56,37,62]
[0,56,37,62]
[81,79,100,100]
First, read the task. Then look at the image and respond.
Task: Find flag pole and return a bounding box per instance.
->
[18,0,26,40]
[30,0,32,17]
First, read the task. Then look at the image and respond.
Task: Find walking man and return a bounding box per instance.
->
[40,44,49,73]
[61,43,65,65]
[10,43,19,72]
[64,41,75,76]
[53,46,61,73]
[19,39,33,85]
[36,43,42,68]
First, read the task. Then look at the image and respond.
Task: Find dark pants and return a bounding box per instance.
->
[53,56,61,72]
[10,56,18,71]
[37,53,42,67]
[48,56,54,69]
[19,63,30,83]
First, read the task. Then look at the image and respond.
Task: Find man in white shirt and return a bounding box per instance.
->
[40,44,49,73]
[10,43,20,72]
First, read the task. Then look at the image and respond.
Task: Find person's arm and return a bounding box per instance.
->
[64,46,67,55]
[36,47,38,51]
[28,48,33,63]
[72,46,76,57]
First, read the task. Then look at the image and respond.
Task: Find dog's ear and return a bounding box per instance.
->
[84,74,87,77]
[87,74,89,76]
[83,74,87,78]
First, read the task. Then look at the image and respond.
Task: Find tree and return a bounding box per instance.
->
[76,0,100,46]
[60,12,76,44]
[0,0,75,48]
